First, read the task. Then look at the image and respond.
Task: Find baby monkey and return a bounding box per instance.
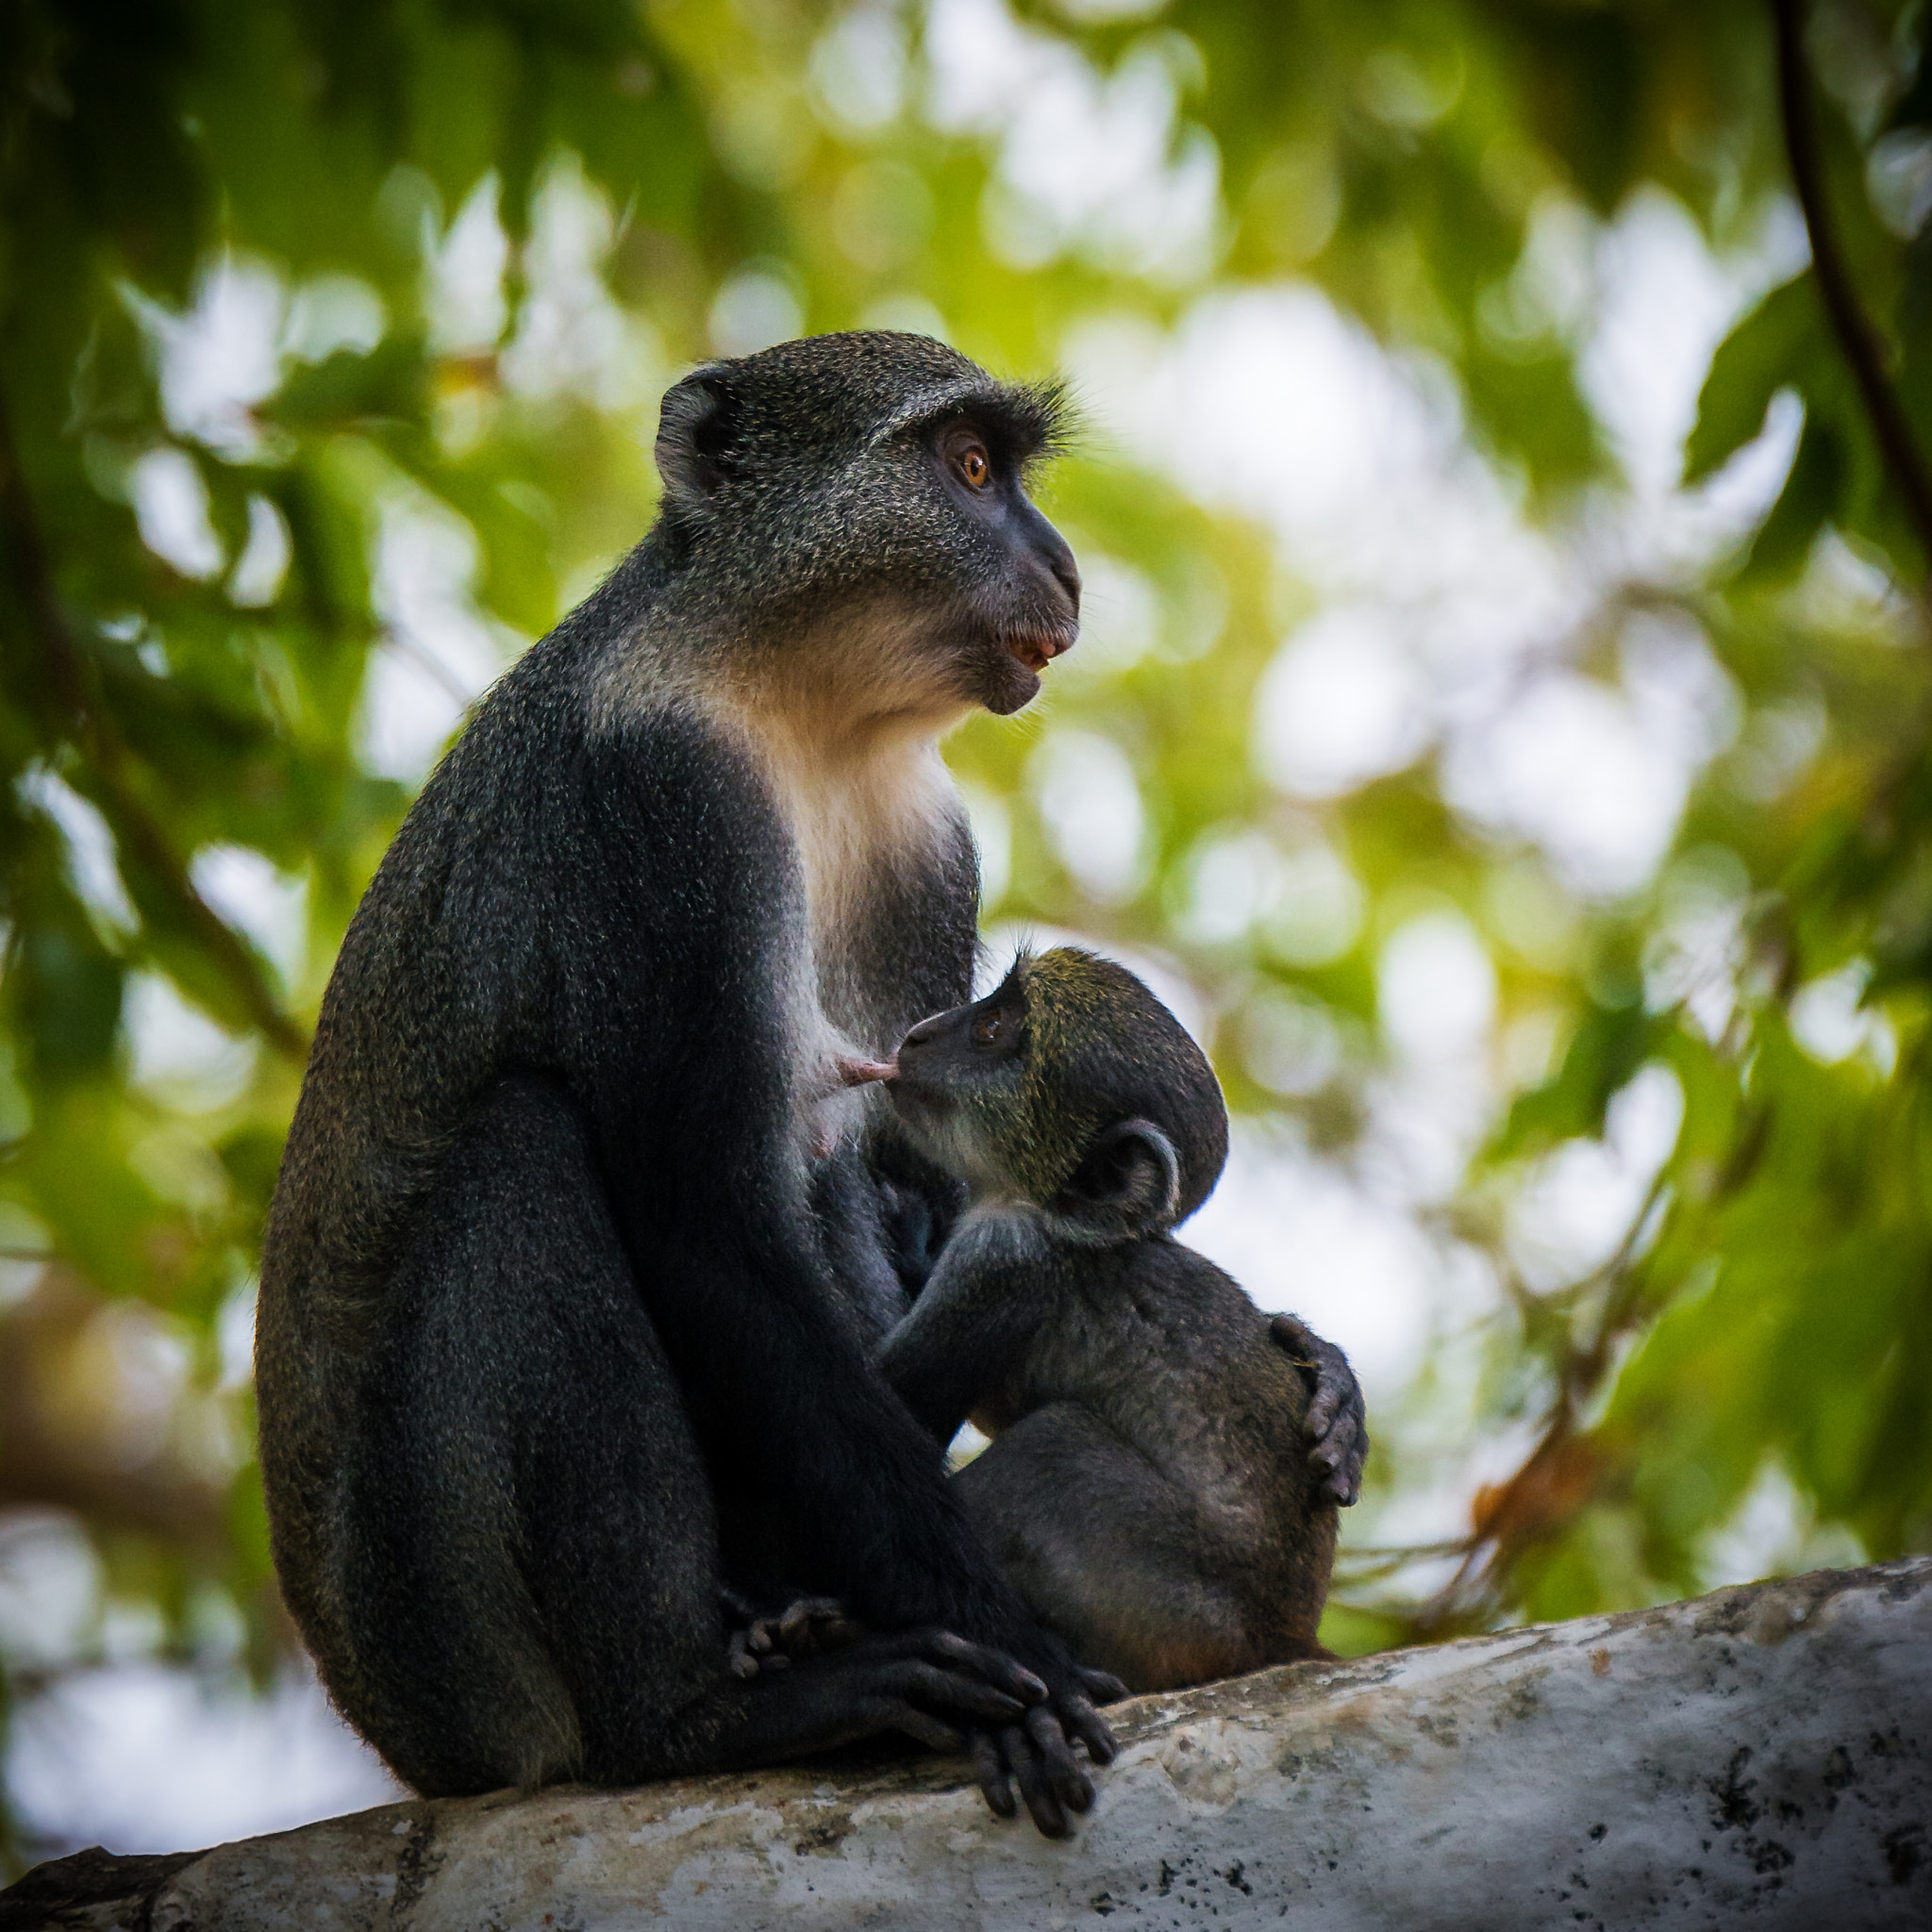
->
[857,947,1339,1694]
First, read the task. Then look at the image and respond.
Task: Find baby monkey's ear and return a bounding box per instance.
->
[1052,1118,1182,1241]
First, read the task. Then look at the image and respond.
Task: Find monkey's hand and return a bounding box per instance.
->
[962,1646,1123,1838]
[1271,1312,1369,1506]
[727,1595,864,1679]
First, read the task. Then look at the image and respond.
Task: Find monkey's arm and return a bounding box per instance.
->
[1271,1314,1369,1506]
[876,1208,1053,1443]
[868,1136,969,1302]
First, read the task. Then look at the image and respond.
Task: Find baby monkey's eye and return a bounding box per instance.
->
[971,1010,1003,1048]
[958,442,991,490]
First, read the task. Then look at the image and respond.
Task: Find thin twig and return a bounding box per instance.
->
[1413,1165,1676,1627]
[0,389,308,1063]
[383,628,478,710]
[1773,0,1932,584]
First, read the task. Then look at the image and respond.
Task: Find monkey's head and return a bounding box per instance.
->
[880,948,1229,1241]
[649,332,1080,719]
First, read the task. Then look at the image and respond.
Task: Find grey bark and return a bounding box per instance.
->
[4,1558,1928,1931]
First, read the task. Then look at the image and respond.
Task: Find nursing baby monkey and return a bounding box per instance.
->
[846,947,1341,1693]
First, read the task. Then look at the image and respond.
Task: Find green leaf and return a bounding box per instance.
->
[1491,1003,1659,1162]
[1685,273,1819,488]
[1740,412,1849,581]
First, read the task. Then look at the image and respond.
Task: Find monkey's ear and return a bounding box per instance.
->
[1052,1118,1182,1241]
[655,369,743,504]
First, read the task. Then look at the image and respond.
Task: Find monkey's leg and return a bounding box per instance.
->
[333,1073,726,1794]
[955,1407,1304,1694]
[337,1075,1040,1794]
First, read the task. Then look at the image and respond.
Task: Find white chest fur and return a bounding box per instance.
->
[769,730,955,946]
[708,698,964,1151]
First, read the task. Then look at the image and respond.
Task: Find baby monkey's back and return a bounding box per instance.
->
[955,1222,1337,1692]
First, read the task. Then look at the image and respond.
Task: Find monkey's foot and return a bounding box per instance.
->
[1074,1663,1130,1705]
[727,1596,864,1679]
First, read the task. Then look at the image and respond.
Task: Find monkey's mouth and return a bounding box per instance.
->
[1006,630,1072,675]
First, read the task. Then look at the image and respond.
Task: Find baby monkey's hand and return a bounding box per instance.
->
[726,1595,865,1679]
[1272,1313,1369,1507]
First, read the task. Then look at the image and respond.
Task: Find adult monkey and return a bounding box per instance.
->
[256,333,1365,1837]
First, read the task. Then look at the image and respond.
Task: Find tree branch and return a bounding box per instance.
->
[0,389,308,1064]
[7,1562,1925,1930]
[1773,0,1932,583]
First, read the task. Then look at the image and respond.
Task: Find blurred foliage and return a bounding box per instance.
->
[4,0,1932,1866]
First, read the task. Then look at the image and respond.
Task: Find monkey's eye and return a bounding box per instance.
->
[971,1010,1003,1049]
[958,443,992,491]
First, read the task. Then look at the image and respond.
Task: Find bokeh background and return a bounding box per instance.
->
[5,0,1931,1865]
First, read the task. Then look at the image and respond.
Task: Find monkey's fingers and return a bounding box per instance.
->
[919,1629,1050,1706]
[1030,1703,1098,1811]
[889,1661,1029,1727]
[1054,1688,1119,1767]
[1305,1381,1341,1437]
[775,1595,850,1654]
[1074,1665,1130,1707]
[1310,1415,1366,1507]
[1273,1314,1335,1425]
[1271,1312,1369,1506]
[1001,1721,1071,1838]
[727,1628,762,1679]
[969,1728,1017,1819]
[817,1611,864,1649]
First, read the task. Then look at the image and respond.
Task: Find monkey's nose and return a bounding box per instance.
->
[898,1014,945,1058]
[1040,535,1080,618]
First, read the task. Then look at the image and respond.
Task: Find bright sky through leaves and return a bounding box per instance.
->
[4,0,1932,1859]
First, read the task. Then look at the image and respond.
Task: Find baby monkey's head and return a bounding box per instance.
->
[881,948,1229,1241]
